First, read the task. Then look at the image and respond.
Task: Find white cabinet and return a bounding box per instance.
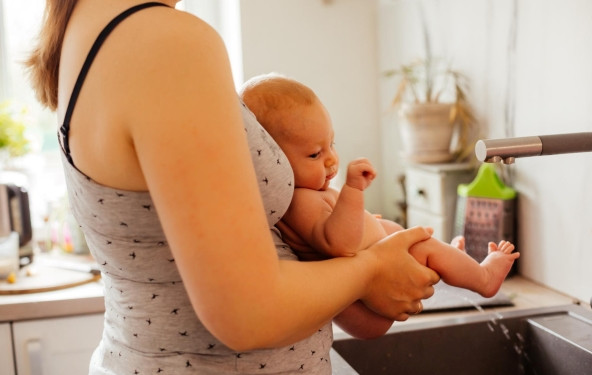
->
[12,314,103,375]
[406,163,476,242]
[1,323,16,375]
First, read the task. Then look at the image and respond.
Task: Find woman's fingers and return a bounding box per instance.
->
[361,226,439,320]
[393,225,433,243]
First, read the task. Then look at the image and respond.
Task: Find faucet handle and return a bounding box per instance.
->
[475,136,542,163]
[476,132,592,163]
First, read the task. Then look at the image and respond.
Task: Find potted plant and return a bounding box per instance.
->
[0,101,30,165]
[384,58,478,163]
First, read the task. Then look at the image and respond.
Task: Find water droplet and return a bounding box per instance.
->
[487,322,495,332]
[513,344,522,355]
[500,324,511,340]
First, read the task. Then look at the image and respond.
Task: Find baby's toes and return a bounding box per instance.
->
[501,242,515,254]
[488,241,498,254]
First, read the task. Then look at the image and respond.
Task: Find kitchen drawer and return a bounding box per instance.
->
[407,207,447,241]
[406,168,448,215]
[1,323,16,375]
[13,313,103,375]
[405,163,476,242]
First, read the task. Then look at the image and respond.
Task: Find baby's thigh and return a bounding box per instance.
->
[378,219,405,235]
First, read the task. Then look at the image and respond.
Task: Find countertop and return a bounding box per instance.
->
[0,278,104,322]
[0,253,104,322]
[0,271,582,325]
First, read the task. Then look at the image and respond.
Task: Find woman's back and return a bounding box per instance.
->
[58,2,332,373]
[55,1,292,351]
[58,1,226,191]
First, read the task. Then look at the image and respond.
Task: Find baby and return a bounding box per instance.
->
[240,73,519,337]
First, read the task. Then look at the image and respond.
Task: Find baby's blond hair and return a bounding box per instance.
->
[240,73,319,141]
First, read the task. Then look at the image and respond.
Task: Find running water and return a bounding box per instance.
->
[444,291,537,374]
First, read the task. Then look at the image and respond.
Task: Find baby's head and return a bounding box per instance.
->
[240,74,339,191]
[239,73,317,142]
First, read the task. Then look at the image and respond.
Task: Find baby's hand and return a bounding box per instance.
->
[346,158,376,191]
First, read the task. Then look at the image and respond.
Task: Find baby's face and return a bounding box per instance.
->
[278,101,339,191]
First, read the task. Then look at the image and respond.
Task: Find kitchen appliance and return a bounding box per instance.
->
[0,183,33,263]
[454,163,516,266]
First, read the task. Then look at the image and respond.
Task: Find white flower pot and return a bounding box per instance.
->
[398,102,457,163]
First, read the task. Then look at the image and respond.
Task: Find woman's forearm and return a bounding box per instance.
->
[190,249,377,351]
[177,227,435,351]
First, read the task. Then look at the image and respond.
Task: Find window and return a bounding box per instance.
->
[1,0,62,237]
[0,0,242,246]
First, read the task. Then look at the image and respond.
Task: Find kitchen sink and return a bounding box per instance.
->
[332,304,592,375]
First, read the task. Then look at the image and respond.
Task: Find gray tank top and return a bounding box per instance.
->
[60,3,333,374]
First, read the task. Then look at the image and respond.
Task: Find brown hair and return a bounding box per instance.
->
[240,73,319,136]
[24,0,77,111]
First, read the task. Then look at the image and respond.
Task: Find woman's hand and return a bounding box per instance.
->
[359,226,440,321]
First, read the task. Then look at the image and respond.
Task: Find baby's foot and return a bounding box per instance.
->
[479,240,520,298]
[450,236,466,252]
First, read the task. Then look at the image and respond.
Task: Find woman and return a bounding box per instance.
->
[26,1,440,373]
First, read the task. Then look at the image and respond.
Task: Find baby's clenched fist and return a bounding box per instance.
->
[346,158,376,191]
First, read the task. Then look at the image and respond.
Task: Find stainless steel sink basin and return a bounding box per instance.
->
[332,304,592,375]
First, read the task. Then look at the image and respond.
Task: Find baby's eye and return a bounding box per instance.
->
[308,152,320,159]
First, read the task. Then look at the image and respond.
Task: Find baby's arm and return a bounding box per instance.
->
[321,158,377,256]
[281,158,376,258]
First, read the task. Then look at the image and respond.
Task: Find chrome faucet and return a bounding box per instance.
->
[475,132,592,164]
[476,131,592,309]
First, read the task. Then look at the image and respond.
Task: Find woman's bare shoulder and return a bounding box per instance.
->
[123,6,224,53]
[112,6,233,111]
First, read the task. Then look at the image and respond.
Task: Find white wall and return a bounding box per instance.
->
[512,0,592,303]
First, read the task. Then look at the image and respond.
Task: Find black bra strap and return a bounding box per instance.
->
[60,2,169,166]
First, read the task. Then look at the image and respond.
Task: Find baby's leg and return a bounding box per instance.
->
[380,217,466,251]
[409,238,519,298]
[377,218,404,235]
